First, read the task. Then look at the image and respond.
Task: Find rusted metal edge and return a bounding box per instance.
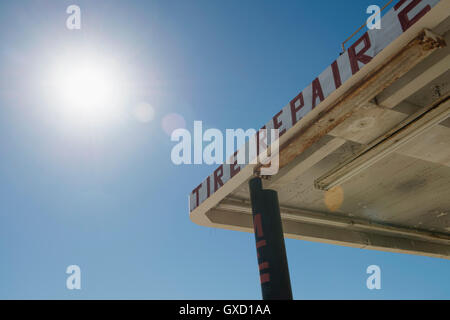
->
[259,29,446,175]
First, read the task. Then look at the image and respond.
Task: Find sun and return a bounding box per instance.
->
[47,52,126,128]
[59,64,113,110]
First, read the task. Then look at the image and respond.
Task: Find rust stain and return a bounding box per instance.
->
[258,30,445,173]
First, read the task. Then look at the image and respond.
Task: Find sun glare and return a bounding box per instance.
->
[47,52,126,128]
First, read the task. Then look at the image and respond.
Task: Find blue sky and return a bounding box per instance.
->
[0,0,448,299]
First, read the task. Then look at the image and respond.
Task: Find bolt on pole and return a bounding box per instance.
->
[249,176,293,300]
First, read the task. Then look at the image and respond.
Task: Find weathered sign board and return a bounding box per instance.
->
[189,0,450,259]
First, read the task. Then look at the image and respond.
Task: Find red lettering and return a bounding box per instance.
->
[290,92,304,126]
[230,151,240,178]
[348,32,372,75]
[253,213,264,238]
[206,176,211,198]
[331,60,342,89]
[259,262,269,271]
[260,273,270,284]
[213,165,224,192]
[311,77,324,108]
[254,211,269,284]
[256,240,267,248]
[395,0,431,32]
[272,110,286,136]
[192,183,202,207]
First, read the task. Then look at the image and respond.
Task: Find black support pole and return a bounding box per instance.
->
[249,176,293,300]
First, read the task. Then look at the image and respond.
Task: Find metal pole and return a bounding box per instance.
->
[249,176,293,300]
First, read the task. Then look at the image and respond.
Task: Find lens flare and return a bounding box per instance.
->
[161,113,186,136]
[324,186,344,212]
[133,102,155,123]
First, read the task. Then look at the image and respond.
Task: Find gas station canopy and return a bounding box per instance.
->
[189,0,450,259]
